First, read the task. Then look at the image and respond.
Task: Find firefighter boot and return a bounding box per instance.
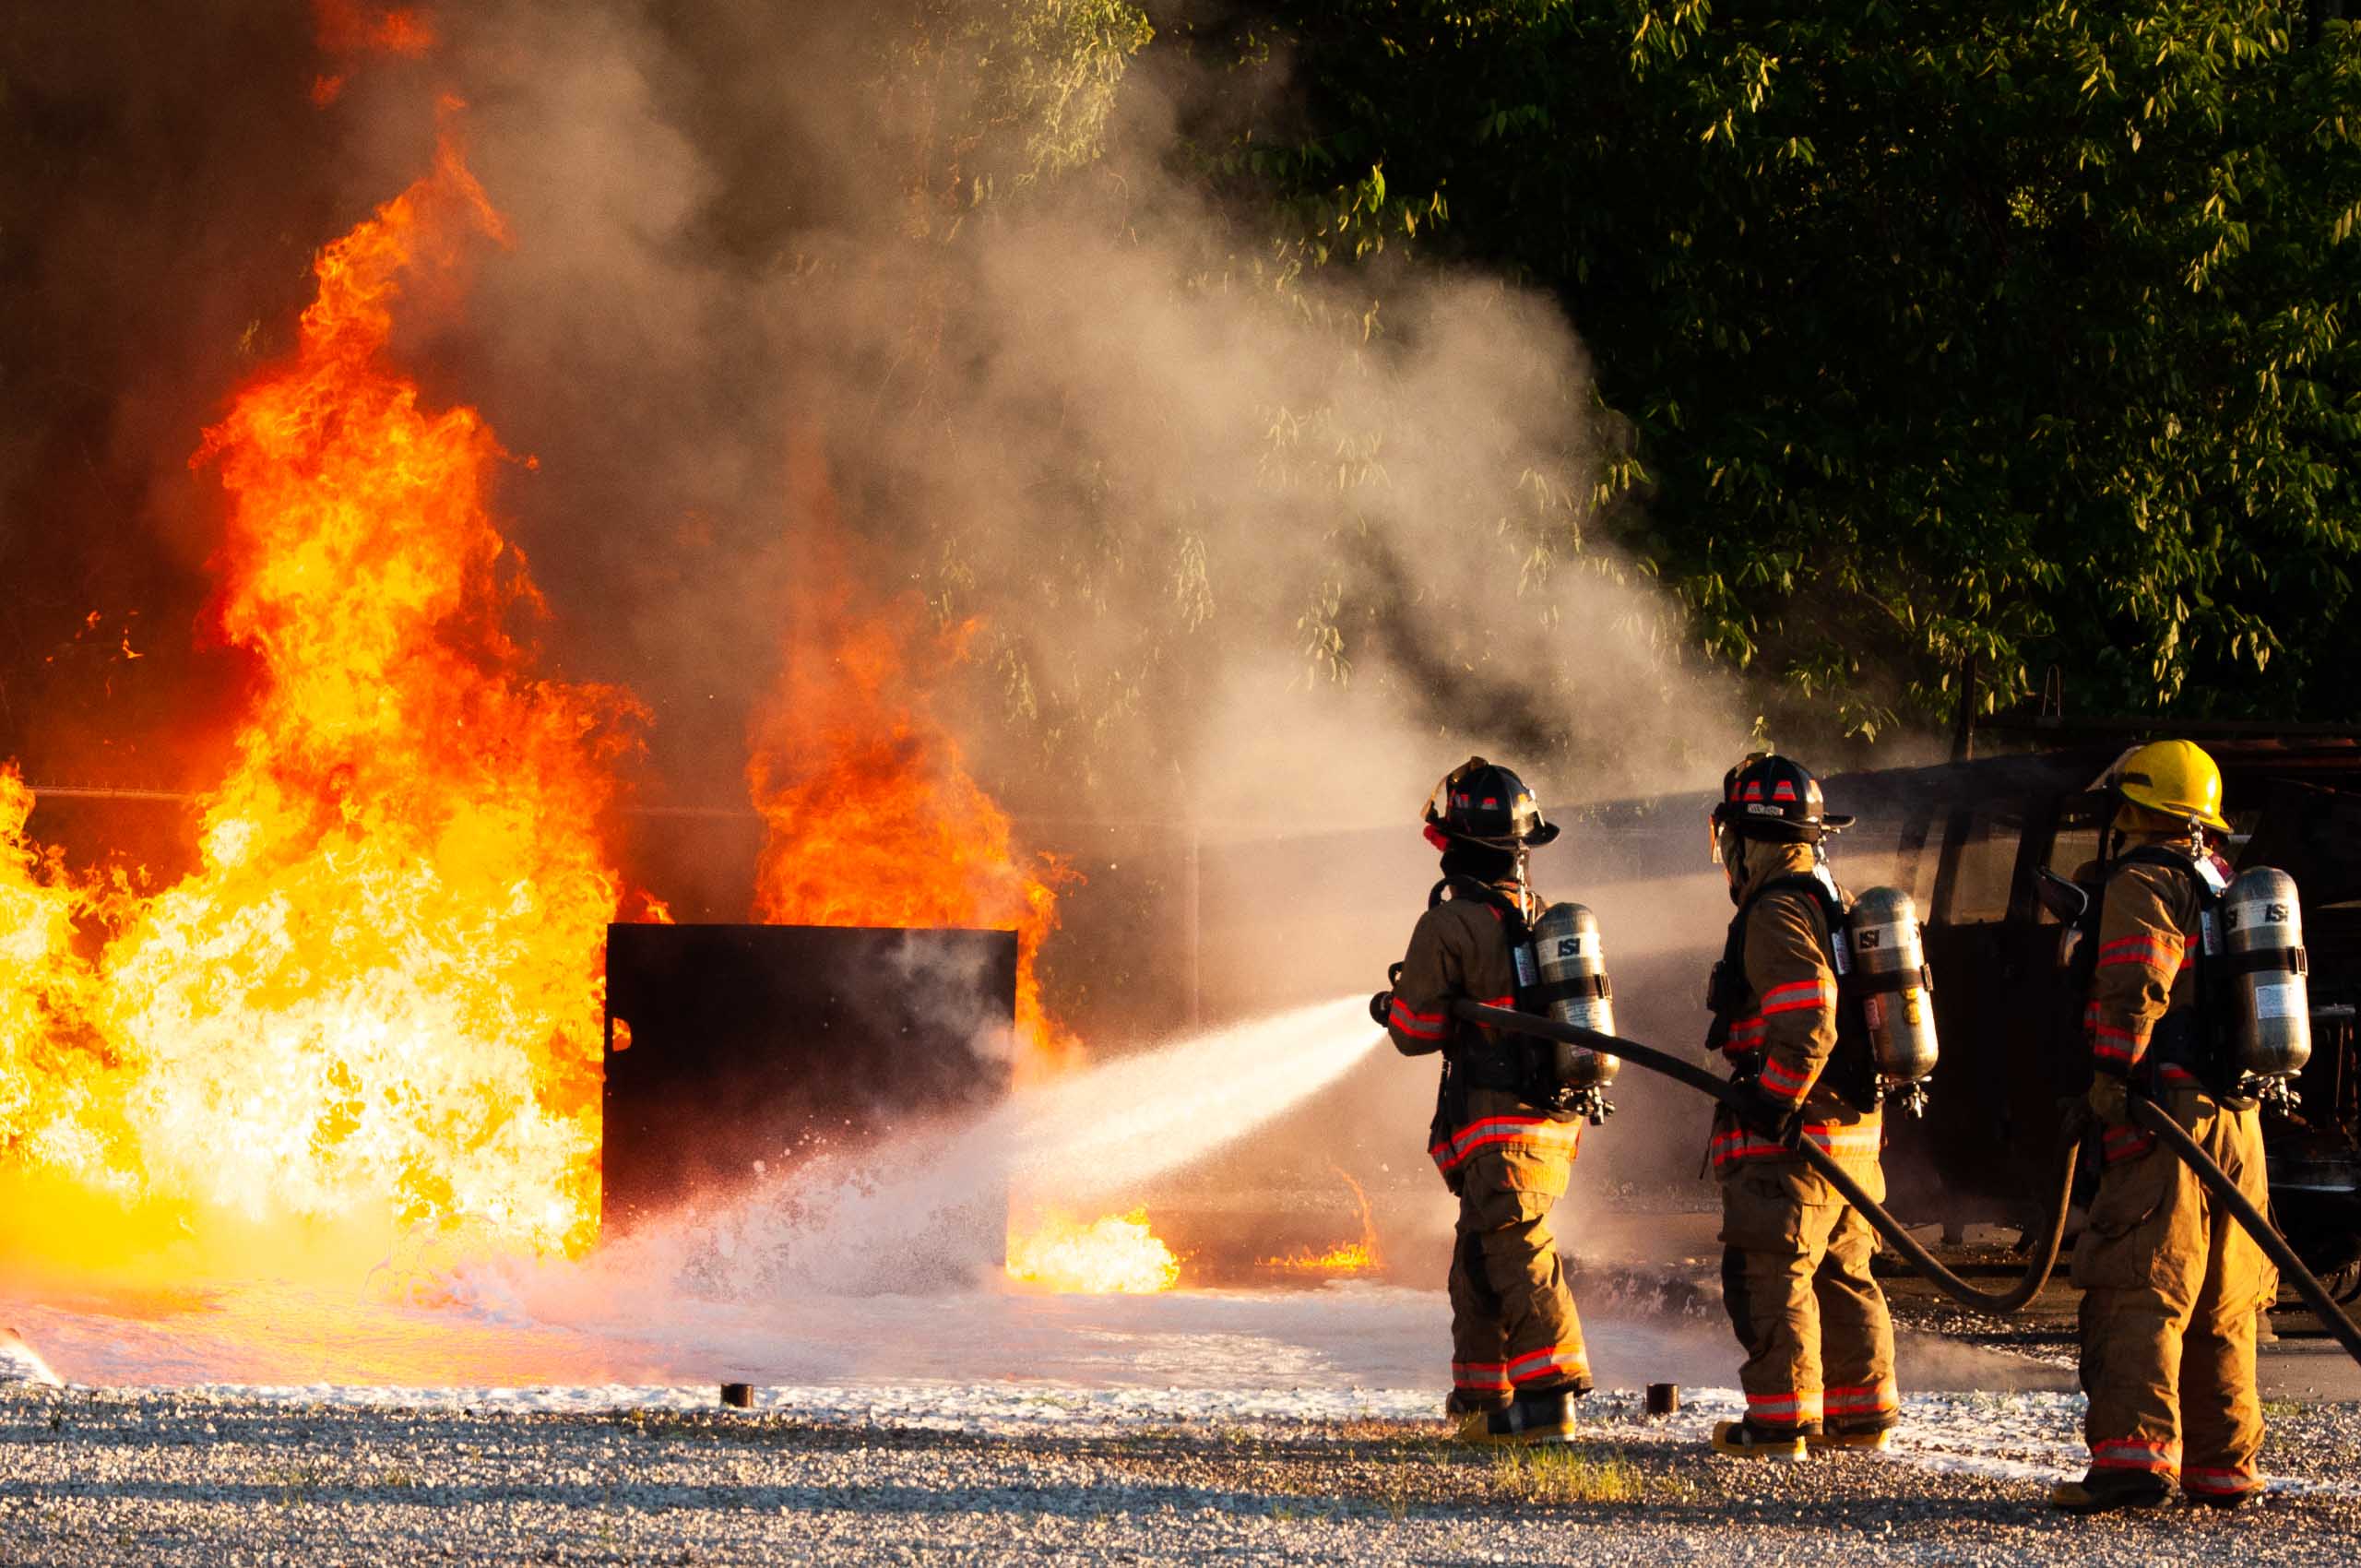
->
[2047,1478,2170,1515]
[1710,1420,1807,1462]
[1453,1388,1580,1446]
[1804,1427,1892,1453]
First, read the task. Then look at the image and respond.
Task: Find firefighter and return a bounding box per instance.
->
[1704,754,1895,1460]
[2051,739,2276,1514]
[1376,757,1591,1443]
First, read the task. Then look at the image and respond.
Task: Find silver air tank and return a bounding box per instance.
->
[2222,866,2311,1080]
[1531,903,1619,1088]
[1845,886,1940,1085]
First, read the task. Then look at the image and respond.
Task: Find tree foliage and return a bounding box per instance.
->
[1201,1,2361,733]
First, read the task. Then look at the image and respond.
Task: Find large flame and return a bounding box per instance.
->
[0,137,632,1267]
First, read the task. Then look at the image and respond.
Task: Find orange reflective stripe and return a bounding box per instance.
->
[1760,979,1834,1016]
[1504,1345,1589,1385]
[2183,1467,2260,1495]
[2083,999,2150,1065]
[1758,1057,1812,1101]
[2101,1125,2156,1165]
[1823,1382,1897,1413]
[2097,933,2183,968]
[1430,1116,1581,1172]
[1387,997,1449,1040]
[1451,1360,1511,1390]
[1711,1121,1880,1170]
[1743,1389,1825,1423]
[2091,1438,2179,1472]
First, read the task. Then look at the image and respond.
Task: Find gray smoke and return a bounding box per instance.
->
[321,1,1751,831]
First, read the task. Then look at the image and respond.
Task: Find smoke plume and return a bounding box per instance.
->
[6,0,1747,836]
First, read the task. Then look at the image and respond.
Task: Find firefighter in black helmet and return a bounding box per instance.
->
[1703,754,1897,1460]
[1375,757,1591,1443]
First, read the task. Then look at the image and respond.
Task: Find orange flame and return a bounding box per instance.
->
[0,136,634,1267]
[1260,1239,1381,1277]
[314,0,436,54]
[1260,1168,1384,1277]
[0,768,107,1193]
[311,0,436,106]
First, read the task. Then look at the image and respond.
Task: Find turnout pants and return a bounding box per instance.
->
[1447,1146,1590,1408]
[2074,1091,2274,1502]
[1718,1158,1898,1435]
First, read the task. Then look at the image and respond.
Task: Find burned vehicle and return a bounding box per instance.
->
[1822,736,2361,1300]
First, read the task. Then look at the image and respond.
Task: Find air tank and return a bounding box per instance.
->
[1531,902,1619,1088]
[1845,886,1939,1085]
[2221,865,2311,1081]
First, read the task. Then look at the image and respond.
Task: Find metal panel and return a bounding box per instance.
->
[601,923,1017,1233]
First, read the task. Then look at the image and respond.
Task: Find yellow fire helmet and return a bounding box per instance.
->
[2108,739,2231,836]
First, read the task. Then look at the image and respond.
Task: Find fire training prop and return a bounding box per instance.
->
[1451,999,2361,1366]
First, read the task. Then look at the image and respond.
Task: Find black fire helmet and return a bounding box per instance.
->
[1422,756,1561,850]
[1711,754,1854,843]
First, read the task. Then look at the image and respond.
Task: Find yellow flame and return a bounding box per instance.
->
[1005,1207,1180,1294]
[0,137,631,1271]
[1259,1240,1381,1276]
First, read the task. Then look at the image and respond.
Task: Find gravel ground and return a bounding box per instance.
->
[6,1386,2359,1566]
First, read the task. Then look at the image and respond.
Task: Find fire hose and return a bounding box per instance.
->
[2126,1090,2361,1366]
[1454,999,2361,1364]
[1452,1000,2073,1316]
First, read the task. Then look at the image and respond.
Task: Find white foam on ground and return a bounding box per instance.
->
[0,1326,59,1387]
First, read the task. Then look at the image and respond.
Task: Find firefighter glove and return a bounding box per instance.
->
[1369,990,1394,1028]
[1735,1084,1805,1146]
[2086,1073,2130,1127]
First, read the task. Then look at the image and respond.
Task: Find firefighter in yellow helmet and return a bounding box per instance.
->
[1373,758,1590,1444]
[2052,739,2277,1513]
[1703,754,1895,1460]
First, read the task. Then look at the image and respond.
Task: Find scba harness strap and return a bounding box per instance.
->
[1705,873,1884,1113]
[1428,877,1588,1112]
[2081,846,2253,1101]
